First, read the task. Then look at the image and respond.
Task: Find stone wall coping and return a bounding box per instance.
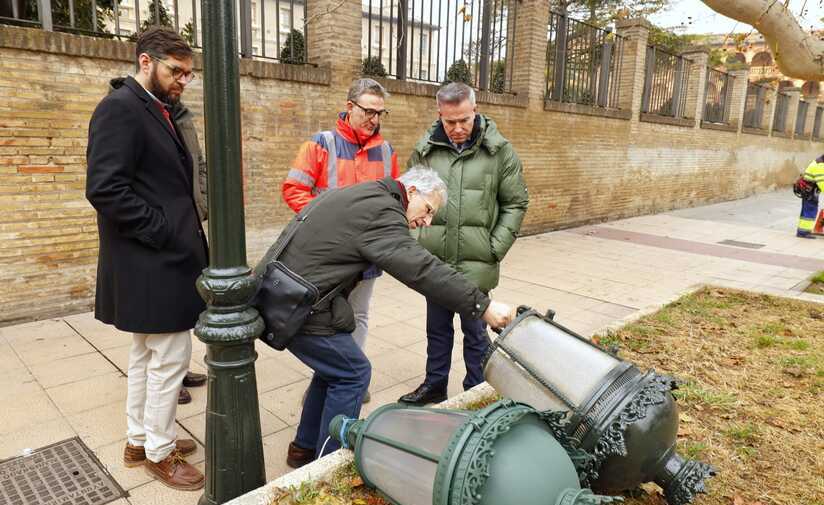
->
[679,46,711,57]
[375,77,528,108]
[615,18,654,31]
[224,383,498,505]
[742,126,770,137]
[640,113,696,128]
[544,100,632,121]
[700,121,739,133]
[0,25,331,85]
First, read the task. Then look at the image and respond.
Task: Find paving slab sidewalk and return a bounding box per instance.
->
[0,189,821,505]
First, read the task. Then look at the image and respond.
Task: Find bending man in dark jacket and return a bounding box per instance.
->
[256,167,514,468]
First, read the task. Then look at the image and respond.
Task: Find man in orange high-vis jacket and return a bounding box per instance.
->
[282,78,400,403]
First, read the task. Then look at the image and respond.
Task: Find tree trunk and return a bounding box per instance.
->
[701,0,824,81]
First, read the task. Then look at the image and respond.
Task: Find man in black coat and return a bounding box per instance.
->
[256,167,515,468]
[86,28,206,491]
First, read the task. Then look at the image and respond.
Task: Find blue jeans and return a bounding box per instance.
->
[424,299,490,391]
[288,332,371,458]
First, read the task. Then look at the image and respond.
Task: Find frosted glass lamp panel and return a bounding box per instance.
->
[485,351,571,413]
[502,316,619,405]
[360,438,438,505]
[367,409,469,455]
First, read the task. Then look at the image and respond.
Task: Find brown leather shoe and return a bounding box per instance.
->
[123,439,198,468]
[183,371,207,388]
[144,449,205,491]
[178,387,192,404]
[286,441,315,469]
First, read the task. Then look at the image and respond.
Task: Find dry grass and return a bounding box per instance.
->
[805,271,824,295]
[272,288,823,505]
[270,463,389,505]
[595,287,823,505]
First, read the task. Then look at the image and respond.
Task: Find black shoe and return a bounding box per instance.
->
[177,387,192,405]
[183,371,207,388]
[398,383,447,406]
[286,441,315,469]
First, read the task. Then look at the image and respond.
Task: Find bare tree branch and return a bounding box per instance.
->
[700,0,824,80]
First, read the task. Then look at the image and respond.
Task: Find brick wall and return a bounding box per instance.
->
[0,19,820,325]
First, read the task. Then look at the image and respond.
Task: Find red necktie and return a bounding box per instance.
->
[156,102,177,137]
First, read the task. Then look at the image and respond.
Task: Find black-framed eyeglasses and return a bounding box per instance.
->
[351,101,390,119]
[151,56,196,84]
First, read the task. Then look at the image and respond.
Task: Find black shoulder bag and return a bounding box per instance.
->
[252,199,345,351]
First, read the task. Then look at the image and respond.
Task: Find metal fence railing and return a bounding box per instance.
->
[641,46,691,118]
[545,10,624,109]
[772,90,790,133]
[703,67,733,124]
[0,0,308,63]
[742,81,770,129]
[361,0,517,92]
[795,99,810,136]
[814,106,823,139]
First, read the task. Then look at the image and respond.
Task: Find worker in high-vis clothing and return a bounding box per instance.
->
[281,78,400,402]
[795,155,824,238]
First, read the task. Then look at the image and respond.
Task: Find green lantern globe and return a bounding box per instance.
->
[483,307,715,505]
[329,399,621,505]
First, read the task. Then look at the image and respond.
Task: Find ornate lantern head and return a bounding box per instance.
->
[330,400,621,505]
[483,308,715,505]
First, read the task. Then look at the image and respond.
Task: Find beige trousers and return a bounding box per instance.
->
[126,330,191,462]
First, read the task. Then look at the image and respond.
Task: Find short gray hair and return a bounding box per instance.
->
[436,82,476,107]
[347,78,388,102]
[398,166,448,204]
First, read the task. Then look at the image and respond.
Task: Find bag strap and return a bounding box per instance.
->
[312,281,348,310]
[269,189,332,260]
[267,191,347,308]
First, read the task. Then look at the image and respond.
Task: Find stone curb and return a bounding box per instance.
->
[225,383,497,505]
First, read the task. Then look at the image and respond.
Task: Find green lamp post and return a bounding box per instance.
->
[329,400,621,505]
[483,307,715,505]
[193,0,266,502]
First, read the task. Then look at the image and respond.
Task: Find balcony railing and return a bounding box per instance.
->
[545,10,624,109]
[0,0,308,63]
[361,0,517,92]
[703,67,733,124]
[641,46,691,118]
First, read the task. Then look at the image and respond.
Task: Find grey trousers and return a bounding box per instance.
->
[347,277,376,349]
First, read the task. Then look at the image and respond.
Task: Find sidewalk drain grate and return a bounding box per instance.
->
[718,239,766,249]
[0,437,126,505]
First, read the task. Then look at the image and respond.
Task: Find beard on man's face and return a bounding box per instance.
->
[149,66,181,105]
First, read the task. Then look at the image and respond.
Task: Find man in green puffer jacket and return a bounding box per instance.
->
[399,82,529,406]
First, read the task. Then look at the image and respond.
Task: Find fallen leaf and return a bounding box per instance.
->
[639,482,663,495]
[353,499,367,505]
[733,495,745,505]
[350,476,364,488]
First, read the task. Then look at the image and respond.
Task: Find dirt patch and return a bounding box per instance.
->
[804,271,824,296]
[274,288,823,505]
[594,287,823,505]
